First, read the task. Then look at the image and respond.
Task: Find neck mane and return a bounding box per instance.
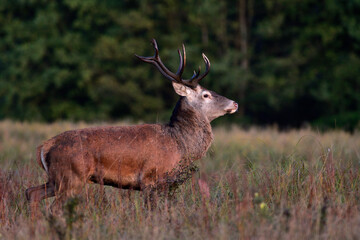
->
[166,97,213,161]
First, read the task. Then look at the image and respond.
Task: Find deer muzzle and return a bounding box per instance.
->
[225,101,238,114]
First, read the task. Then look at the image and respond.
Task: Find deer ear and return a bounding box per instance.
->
[172,82,192,96]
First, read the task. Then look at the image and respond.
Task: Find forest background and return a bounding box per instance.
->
[0,0,359,130]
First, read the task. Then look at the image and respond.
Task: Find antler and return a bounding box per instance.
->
[135,39,210,88]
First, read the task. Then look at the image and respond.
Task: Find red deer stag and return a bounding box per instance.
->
[25,39,238,214]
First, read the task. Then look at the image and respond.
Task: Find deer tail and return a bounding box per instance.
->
[36,145,48,174]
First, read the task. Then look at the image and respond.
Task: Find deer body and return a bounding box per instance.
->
[38,97,212,190]
[26,39,237,214]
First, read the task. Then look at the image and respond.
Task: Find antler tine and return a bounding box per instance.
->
[190,53,210,85]
[192,66,201,80]
[181,66,200,86]
[151,38,160,58]
[135,39,159,63]
[176,44,186,77]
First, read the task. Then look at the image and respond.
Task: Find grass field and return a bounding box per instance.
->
[1,120,360,239]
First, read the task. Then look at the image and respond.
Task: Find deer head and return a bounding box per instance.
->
[136,39,238,122]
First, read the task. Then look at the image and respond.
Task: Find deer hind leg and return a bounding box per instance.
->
[25,181,55,217]
[50,175,84,215]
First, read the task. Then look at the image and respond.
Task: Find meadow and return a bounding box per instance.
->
[1,120,360,239]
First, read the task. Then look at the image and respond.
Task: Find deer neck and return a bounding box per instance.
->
[167,97,213,161]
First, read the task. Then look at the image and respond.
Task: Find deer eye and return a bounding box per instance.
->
[202,92,211,99]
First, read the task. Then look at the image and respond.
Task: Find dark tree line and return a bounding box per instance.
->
[0,0,359,130]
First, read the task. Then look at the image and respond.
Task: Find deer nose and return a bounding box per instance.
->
[233,102,238,110]
[226,101,238,114]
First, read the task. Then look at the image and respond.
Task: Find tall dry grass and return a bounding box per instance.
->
[1,120,360,239]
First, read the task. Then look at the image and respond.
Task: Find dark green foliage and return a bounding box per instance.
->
[0,0,359,129]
